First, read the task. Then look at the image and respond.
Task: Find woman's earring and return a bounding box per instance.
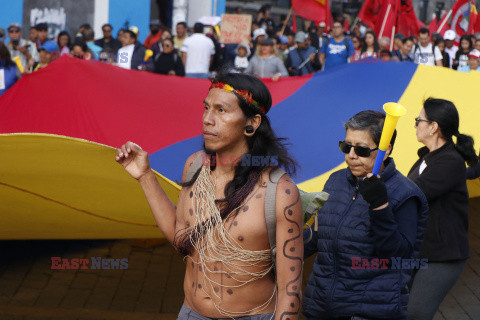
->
[429,132,433,136]
[245,125,254,134]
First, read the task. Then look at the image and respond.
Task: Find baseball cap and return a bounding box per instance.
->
[319,22,326,27]
[253,28,267,40]
[39,40,59,53]
[444,30,456,41]
[468,49,480,59]
[294,31,307,43]
[7,23,22,31]
[279,35,288,44]
[150,19,161,26]
[260,38,274,46]
[129,26,139,36]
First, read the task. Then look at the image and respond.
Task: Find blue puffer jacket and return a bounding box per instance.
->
[303,158,428,320]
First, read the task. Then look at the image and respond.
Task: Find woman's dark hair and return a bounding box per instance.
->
[57,31,71,49]
[344,110,397,154]
[361,30,380,54]
[424,98,478,166]
[72,39,88,53]
[459,35,473,53]
[0,42,15,67]
[435,38,445,48]
[182,72,297,219]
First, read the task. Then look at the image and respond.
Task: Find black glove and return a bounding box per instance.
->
[358,175,389,209]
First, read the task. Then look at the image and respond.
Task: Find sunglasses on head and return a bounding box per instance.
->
[339,141,378,157]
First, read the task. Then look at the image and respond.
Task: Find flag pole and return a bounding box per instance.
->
[379,4,392,38]
[390,26,395,51]
[281,7,294,35]
[437,9,452,33]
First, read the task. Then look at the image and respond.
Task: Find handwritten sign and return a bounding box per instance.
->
[220,14,252,44]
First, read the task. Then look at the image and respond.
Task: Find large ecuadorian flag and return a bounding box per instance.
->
[0,56,478,239]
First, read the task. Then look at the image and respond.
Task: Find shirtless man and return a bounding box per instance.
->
[115,73,303,319]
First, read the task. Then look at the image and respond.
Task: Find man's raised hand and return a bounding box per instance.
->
[115,142,152,180]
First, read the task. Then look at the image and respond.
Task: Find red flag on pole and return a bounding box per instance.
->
[429,11,449,36]
[357,0,382,30]
[397,0,420,36]
[468,1,479,34]
[451,0,471,43]
[374,0,400,38]
[428,16,439,34]
[291,0,329,24]
[292,11,297,33]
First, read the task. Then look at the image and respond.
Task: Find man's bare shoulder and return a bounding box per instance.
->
[181,151,205,183]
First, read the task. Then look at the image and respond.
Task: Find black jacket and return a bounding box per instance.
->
[94,37,122,53]
[130,43,154,71]
[153,51,185,76]
[408,142,470,261]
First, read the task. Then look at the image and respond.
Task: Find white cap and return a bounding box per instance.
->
[253,28,267,40]
[444,30,456,41]
[319,21,326,27]
[468,49,480,59]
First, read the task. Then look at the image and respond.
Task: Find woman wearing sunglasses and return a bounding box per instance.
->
[303,110,429,320]
[407,98,478,320]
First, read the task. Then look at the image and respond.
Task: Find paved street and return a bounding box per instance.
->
[1,198,479,320]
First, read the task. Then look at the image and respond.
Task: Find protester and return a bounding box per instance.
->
[286,31,320,76]
[320,20,354,70]
[317,21,327,48]
[303,110,428,320]
[173,22,188,49]
[117,30,152,71]
[435,38,450,68]
[153,38,185,76]
[144,20,162,49]
[57,31,71,56]
[94,24,122,54]
[35,23,48,49]
[360,30,380,59]
[407,98,478,320]
[466,49,480,71]
[0,42,17,96]
[252,28,268,58]
[394,33,405,51]
[30,40,58,72]
[392,37,414,62]
[444,30,458,67]
[277,35,290,62]
[350,35,362,61]
[379,49,393,61]
[29,26,37,43]
[233,43,250,73]
[6,23,39,72]
[115,72,303,320]
[257,4,275,36]
[70,39,91,60]
[180,22,215,78]
[0,28,5,43]
[81,27,102,60]
[454,35,473,72]
[412,28,442,66]
[378,36,390,51]
[245,38,288,81]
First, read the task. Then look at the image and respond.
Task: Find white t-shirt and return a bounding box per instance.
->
[180,33,215,74]
[411,43,442,66]
[117,44,135,69]
[445,45,458,67]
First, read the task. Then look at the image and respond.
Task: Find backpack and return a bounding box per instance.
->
[413,44,436,64]
[185,153,329,265]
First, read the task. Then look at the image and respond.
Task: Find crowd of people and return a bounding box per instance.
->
[2,5,480,95]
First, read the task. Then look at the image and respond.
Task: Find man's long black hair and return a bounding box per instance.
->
[182,72,298,221]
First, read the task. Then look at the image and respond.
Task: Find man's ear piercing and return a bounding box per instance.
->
[246,125,254,134]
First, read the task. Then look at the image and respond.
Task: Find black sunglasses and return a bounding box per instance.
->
[414,117,432,127]
[339,141,378,157]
